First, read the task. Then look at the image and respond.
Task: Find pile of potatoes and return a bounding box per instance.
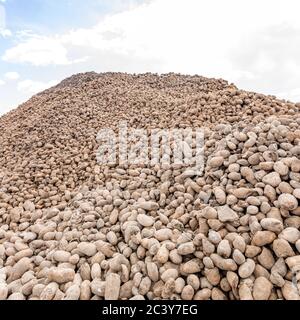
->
[0,73,299,300]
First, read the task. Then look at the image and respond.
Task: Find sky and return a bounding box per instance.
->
[0,0,300,115]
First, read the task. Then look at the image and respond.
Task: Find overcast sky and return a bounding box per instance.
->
[0,0,300,115]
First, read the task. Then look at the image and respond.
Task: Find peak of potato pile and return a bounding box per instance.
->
[0,72,299,300]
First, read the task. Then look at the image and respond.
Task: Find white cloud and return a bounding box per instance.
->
[2,0,300,101]
[0,79,5,86]
[2,35,84,66]
[17,79,58,94]
[0,28,11,37]
[4,71,20,80]
[277,88,300,102]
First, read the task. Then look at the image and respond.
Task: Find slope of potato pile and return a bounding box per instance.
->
[0,72,300,300]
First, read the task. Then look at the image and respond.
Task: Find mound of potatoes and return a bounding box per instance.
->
[0,72,299,300]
